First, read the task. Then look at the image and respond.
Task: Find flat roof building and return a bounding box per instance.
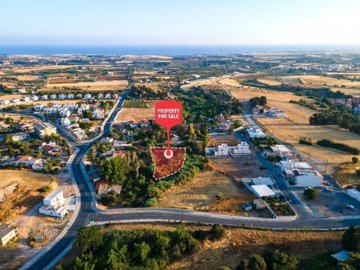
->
[0,224,17,246]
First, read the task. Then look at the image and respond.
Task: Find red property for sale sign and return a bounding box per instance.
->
[155,100,182,159]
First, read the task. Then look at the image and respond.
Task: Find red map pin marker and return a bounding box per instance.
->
[155,100,182,159]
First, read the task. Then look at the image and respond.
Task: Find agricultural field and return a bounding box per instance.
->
[40,80,128,92]
[115,99,157,122]
[134,81,177,92]
[157,170,270,217]
[258,75,360,97]
[0,170,60,222]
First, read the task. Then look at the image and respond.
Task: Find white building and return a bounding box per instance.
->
[83,94,92,100]
[50,94,57,100]
[92,108,105,119]
[68,94,75,99]
[206,142,250,157]
[0,224,17,246]
[0,100,10,105]
[251,184,276,198]
[268,108,286,118]
[11,99,20,103]
[9,132,30,142]
[294,173,322,187]
[41,95,48,100]
[246,127,267,139]
[31,95,39,101]
[58,94,67,100]
[39,190,68,218]
[61,117,71,127]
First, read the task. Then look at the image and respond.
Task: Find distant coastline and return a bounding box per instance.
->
[1,44,360,55]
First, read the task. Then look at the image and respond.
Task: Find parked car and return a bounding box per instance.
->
[346,204,357,211]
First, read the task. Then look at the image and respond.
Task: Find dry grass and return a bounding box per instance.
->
[0,170,59,222]
[5,65,80,73]
[115,100,157,122]
[0,94,25,100]
[157,170,268,216]
[14,75,40,81]
[257,77,282,86]
[210,156,272,180]
[332,162,360,187]
[41,80,128,92]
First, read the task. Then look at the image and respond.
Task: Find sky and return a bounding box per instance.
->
[2,0,360,46]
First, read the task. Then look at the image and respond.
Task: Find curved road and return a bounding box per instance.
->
[21,88,360,269]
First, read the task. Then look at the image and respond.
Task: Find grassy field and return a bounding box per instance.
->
[41,80,128,92]
[115,99,157,122]
[0,170,59,222]
[76,223,342,270]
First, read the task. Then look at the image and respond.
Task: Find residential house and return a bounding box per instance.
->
[92,108,105,119]
[31,95,39,101]
[251,184,276,198]
[41,94,48,100]
[39,190,68,218]
[206,142,251,157]
[50,94,57,100]
[246,127,267,139]
[61,117,71,127]
[13,156,42,167]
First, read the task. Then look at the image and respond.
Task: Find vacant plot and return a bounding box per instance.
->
[115,99,157,122]
[208,134,239,147]
[0,170,59,222]
[135,81,176,92]
[157,170,269,216]
[210,155,272,180]
[41,80,128,92]
[123,99,149,108]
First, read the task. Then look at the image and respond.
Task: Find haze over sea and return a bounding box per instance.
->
[1,45,360,55]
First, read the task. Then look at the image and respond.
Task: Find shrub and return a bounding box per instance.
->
[317,139,360,155]
[352,157,359,164]
[210,224,225,240]
[342,226,360,252]
[303,188,320,200]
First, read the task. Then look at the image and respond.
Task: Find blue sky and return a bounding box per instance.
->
[2,0,360,45]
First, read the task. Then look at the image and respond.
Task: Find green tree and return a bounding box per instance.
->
[75,226,103,253]
[303,188,320,200]
[342,226,360,252]
[238,254,267,270]
[133,241,151,264]
[352,157,359,164]
[340,252,360,270]
[263,249,298,270]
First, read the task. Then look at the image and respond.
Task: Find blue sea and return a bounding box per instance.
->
[0,44,360,55]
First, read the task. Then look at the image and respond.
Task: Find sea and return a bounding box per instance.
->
[0,44,360,55]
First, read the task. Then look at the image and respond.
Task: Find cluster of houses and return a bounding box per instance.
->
[34,103,105,119]
[263,144,324,187]
[0,92,120,106]
[3,141,64,171]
